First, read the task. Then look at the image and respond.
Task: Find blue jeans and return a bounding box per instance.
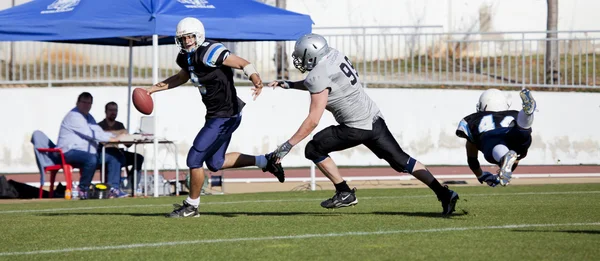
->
[64,149,124,190]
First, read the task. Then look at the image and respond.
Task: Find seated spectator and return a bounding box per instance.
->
[98,101,144,191]
[56,92,128,199]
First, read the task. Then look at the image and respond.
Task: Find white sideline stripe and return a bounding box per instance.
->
[0,190,599,214]
[224,173,600,183]
[0,222,598,257]
[24,173,600,187]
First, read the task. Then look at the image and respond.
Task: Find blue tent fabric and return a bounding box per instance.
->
[0,0,313,45]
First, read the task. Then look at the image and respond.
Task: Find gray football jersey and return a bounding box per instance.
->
[304,48,381,130]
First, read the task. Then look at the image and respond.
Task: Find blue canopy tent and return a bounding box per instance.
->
[0,0,313,196]
[0,0,313,44]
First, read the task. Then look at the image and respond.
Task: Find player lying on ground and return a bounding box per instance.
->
[268,33,460,216]
[456,88,537,186]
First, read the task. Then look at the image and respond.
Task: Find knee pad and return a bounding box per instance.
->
[206,158,224,172]
[389,156,416,174]
[304,141,328,163]
[186,147,205,169]
[404,157,416,174]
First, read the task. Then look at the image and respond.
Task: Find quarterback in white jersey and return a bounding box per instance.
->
[268,33,460,216]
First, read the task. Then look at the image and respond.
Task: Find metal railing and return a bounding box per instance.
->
[0,27,598,88]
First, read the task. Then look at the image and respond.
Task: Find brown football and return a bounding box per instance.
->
[132,88,153,115]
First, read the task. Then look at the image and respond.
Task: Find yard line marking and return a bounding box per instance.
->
[0,222,598,257]
[361,190,600,200]
[0,204,171,214]
[0,190,599,214]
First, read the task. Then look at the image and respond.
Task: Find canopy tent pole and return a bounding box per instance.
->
[152,34,159,198]
[126,39,133,131]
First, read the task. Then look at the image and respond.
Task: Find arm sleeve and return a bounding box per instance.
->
[85,115,114,143]
[304,70,331,94]
[63,111,95,142]
[202,43,230,68]
[176,52,190,73]
[455,118,474,143]
[89,124,114,143]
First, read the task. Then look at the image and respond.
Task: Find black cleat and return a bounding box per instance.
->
[320,188,358,209]
[438,185,459,216]
[165,200,199,218]
[262,153,285,183]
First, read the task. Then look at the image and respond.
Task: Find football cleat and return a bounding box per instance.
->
[520,88,537,115]
[438,185,459,216]
[166,200,199,218]
[320,188,358,209]
[499,150,518,186]
[262,153,285,183]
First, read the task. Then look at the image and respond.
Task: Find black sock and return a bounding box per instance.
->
[334,181,351,192]
[427,179,446,196]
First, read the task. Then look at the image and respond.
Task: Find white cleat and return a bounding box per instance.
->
[520,88,536,115]
[499,150,518,186]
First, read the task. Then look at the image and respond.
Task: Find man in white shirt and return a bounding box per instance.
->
[57,92,127,199]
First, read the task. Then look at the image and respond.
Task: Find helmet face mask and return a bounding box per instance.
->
[292,33,330,73]
[175,17,205,53]
[292,49,308,73]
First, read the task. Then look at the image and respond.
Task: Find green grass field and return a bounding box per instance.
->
[1,183,599,260]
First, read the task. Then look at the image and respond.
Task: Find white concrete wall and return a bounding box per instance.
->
[0,86,598,173]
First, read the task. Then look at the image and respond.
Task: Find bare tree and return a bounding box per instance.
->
[8,0,15,81]
[274,0,289,80]
[545,0,559,84]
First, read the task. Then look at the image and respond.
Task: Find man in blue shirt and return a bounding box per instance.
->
[57,92,128,199]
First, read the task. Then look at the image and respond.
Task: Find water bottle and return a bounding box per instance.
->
[120,177,128,190]
[71,182,79,200]
[64,189,72,200]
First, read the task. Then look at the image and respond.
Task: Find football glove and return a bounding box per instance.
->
[273,140,293,161]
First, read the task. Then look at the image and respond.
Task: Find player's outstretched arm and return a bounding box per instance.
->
[289,90,328,145]
[466,140,483,177]
[147,69,190,94]
[223,54,264,100]
[271,90,328,163]
[268,80,308,91]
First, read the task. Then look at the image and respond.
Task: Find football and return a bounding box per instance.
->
[132,88,153,115]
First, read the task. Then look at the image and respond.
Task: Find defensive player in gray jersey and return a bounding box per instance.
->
[268,33,460,216]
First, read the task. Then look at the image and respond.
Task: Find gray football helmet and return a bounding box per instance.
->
[292,33,330,73]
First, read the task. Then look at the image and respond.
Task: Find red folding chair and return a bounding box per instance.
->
[36,148,73,199]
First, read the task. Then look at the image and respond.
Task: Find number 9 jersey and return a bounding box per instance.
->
[304,48,382,131]
[455,110,521,149]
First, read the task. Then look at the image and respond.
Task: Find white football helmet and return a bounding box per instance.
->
[292,33,330,73]
[175,17,205,53]
[476,88,510,112]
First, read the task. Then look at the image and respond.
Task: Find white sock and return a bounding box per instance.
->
[255,155,267,168]
[185,196,200,207]
[492,144,509,163]
[517,110,534,129]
